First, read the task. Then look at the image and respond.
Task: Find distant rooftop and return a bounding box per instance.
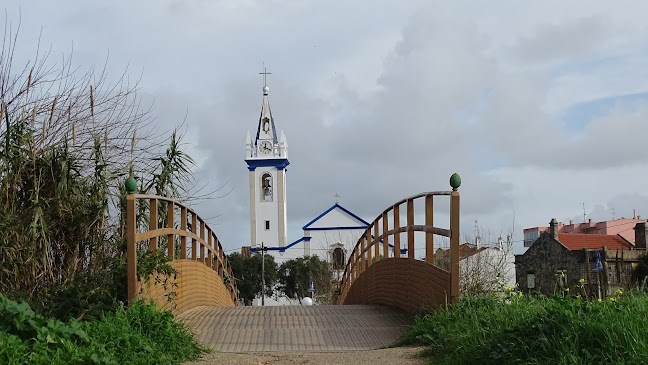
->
[557,233,633,251]
[524,217,645,247]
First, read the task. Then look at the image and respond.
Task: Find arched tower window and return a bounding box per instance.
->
[261,173,273,201]
[332,247,345,270]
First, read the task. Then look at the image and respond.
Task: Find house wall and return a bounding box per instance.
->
[517,233,647,297]
[603,248,646,294]
[515,233,582,295]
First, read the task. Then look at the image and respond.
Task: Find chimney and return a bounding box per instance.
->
[634,222,647,249]
[549,218,559,240]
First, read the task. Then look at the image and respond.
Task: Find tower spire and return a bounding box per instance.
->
[255,65,278,144]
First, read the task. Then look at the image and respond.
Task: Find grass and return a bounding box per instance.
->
[0,294,206,364]
[399,289,648,364]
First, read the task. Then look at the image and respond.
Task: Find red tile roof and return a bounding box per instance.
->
[557,233,632,250]
[437,243,488,259]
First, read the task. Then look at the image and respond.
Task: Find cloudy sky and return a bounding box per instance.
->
[5,1,648,254]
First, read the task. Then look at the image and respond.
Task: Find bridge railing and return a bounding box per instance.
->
[126,194,238,305]
[339,183,460,304]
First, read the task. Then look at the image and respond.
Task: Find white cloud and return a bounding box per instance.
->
[4,1,648,253]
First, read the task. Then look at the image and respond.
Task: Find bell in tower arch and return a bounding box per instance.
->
[262,174,273,201]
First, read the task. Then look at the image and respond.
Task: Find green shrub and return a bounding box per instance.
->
[0,294,204,365]
[400,290,648,364]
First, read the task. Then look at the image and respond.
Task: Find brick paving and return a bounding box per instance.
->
[178,305,412,352]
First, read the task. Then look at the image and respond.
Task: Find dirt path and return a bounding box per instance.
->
[184,346,427,365]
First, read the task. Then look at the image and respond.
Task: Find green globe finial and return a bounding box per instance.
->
[125,165,137,194]
[450,173,461,191]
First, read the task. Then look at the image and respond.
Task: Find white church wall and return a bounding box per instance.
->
[306,229,366,260]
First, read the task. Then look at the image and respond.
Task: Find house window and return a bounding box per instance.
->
[527,273,535,289]
[261,173,273,202]
[332,247,345,270]
[556,269,567,287]
[523,231,540,247]
[265,220,270,230]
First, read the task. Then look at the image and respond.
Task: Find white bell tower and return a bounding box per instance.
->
[245,69,289,249]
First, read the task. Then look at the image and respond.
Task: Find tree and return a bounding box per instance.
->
[0,19,198,319]
[228,252,278,306]
[434,226,516,295]
[277,255,333,304]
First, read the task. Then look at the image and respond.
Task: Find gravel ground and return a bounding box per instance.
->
[183,347,428,365]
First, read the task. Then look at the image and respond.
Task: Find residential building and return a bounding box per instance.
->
[524,216,644,247]
[516,219,647,297]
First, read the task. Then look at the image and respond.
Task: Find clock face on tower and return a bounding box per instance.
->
[259,140,272,155]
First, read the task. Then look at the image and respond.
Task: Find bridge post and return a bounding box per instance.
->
[449,173,461,301]
[425,195,434,263]
[180,206,187,259]
[167,201,174,258]
[125,174,138,304]
[191,213,197,259]
[382,212,389,258]
[361,235,367,272]
[393,205,400,257]
[150,198,158,255]
[407,199,414,258]
[374,223,379,262]
[127,193,137,303]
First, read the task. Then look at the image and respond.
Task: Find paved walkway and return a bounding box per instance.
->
[178,305,412,352]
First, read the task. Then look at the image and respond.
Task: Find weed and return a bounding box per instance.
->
[399,290,648,364]
[0,294,204,365]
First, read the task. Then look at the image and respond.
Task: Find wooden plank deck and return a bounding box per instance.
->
[178,305,412,352]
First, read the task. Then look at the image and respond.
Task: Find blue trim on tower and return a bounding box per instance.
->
[245,158,290,171]
[302,203,370,230]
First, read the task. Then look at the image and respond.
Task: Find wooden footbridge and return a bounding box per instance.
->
[125,174,461,352]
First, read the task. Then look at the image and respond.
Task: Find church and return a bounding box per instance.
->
[244,77,368,274]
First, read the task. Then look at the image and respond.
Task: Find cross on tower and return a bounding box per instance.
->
[259,65,272,87]
[334,193,340,204]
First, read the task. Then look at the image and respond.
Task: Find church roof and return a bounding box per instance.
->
[302,203,370,231]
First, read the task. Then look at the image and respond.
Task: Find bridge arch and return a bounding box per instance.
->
[339,177,461,314]
[126,193,238,313]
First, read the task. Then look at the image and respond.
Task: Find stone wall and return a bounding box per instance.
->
[515,233,581,295]
[516,233,647,297]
